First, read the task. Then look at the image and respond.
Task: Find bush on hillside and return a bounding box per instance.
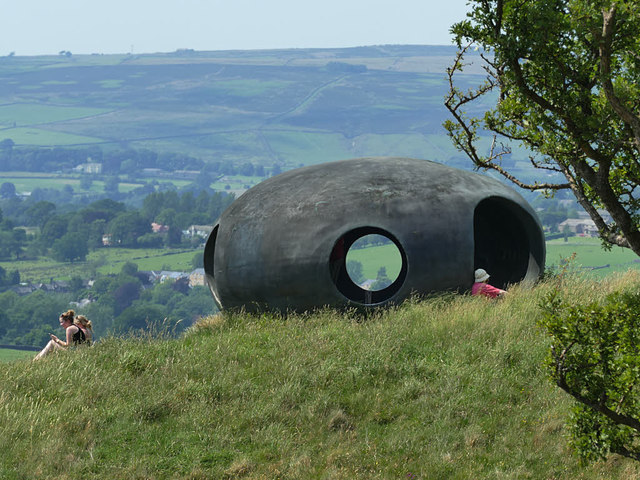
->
[540,287,640,463]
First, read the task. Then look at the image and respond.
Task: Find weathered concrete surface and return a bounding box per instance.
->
[204,157,545,312]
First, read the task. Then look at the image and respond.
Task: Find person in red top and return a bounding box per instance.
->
[471,268,507,298]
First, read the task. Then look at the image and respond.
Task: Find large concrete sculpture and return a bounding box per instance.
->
[204,157,545,312]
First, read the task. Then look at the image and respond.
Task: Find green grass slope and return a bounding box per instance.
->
[2,274,640,479]
[0,348,35,362]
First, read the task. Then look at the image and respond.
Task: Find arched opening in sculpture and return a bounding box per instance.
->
[203,224,221,307]
[330,226,408,305]
[473,197,533,289]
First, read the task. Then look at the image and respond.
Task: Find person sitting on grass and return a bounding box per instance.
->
[74,314,93,345]
[33,309,88,361]
[471,268,507,299]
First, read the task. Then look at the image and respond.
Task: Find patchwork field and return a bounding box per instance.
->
[0,248,201,283]
[0,46,518,176]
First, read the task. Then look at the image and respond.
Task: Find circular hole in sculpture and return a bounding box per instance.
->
[346,234,403,291]
[330,227,407,305]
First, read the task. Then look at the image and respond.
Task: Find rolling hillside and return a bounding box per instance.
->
[0,46,540,181]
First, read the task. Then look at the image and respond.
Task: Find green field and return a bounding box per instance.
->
[0,127,104,145]
[0,103,111,127]
[0,171,261,196]
[0,172,156,195]
[546,236,640,276]
[0,248,201,283]
[346,243,403,280]
[0,348,34,362]
[93,248,199,275]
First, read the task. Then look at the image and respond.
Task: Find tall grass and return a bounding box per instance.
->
[2,273,640,479]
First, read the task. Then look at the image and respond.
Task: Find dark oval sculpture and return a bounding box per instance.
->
[204,157,545,312]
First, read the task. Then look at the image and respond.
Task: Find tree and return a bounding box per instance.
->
[79,175,93,190]
[51,233,88,262]
[0,231,21,259]
[68,275,84,293]
[540,288,640,462]
[112,280,142,314]
[25,201,56,228]
[155,208,177,227]
[108,211,149,247]
[113,303,165,334]
[445,0,640,254]
[191,252,204,269]
[371,266,392,290]
[40,216,68,244]
[346,260,364,284]
[120,261,139,277]
[165,225,183,247]
[9,228,26,259]
[0,182,16,198]
[0,138,14,151]
[104,176,119,194]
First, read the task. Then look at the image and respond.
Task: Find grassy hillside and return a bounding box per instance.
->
[2,273,640,479]
[0,348,34,362]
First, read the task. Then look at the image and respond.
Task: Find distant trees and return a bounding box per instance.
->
[0,208,26,259]
[25,201,56,228]
[51,233,88,262]
[40,216,68,245]
[371,266,392,291]
[0,266,20,289]
[346,260,364,285]
[104,176,119,194]
[107,211,149,247]
[0,182,16,199]
[0,185,235,265]
[0,290,72,347]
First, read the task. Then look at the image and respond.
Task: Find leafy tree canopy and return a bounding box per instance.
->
[445,0,640,254]
[51,232,88,263]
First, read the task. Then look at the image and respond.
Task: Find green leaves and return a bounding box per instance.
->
[445,0,640,252]
[540,288,640,461]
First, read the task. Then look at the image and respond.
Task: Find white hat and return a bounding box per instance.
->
[474,268,490,282]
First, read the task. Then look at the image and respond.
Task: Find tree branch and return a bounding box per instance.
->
[599,5,640,152]
[553,346,640,432]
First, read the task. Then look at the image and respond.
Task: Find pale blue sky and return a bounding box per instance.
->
[3,0,471,56]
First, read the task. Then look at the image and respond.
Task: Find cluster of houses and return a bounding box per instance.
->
[557,218,598,236]
[103,224,214,246]
[8,268,207,297]
[553,208,612,237]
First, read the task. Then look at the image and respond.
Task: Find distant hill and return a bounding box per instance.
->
[0,45,541,180]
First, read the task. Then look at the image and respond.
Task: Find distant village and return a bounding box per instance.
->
[9,267,206,298]
[8,220,212,297]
